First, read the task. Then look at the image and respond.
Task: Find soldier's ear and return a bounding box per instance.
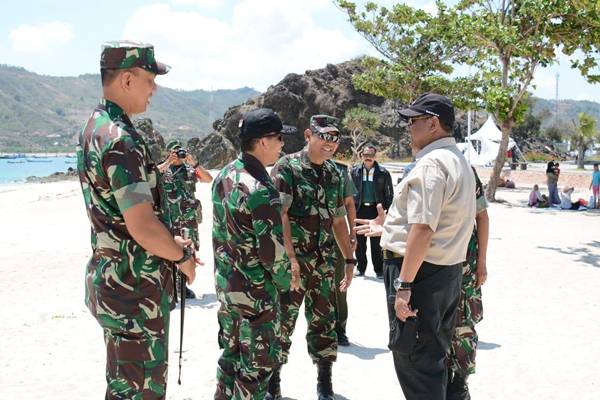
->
[304,129,312,143]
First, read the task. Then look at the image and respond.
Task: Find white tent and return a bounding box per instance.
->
[461,116,518,166]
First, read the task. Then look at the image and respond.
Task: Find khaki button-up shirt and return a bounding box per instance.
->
[381,137,476,265]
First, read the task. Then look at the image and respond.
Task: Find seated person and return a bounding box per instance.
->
[505,178,516,189]
[559,186,585,210]
[528,184,549,207]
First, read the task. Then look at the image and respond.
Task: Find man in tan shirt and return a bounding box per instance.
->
[356,93,475,400]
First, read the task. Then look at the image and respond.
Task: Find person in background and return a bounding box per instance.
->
[546,161,561,205]
[560,186,585,210]
[589,163,600,209]
[528,184,549,208]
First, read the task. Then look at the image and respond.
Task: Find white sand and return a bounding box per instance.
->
[1,177,599,399]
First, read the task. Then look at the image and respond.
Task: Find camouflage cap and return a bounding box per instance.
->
[100,40,170,75]
[166,139,183,151]
[310,115,340,134]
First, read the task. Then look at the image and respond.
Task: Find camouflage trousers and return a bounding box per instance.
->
[279,251,337,364]
[215,302,282,400]
[333,247,347,334]
[449,230,483,376]
[86,253,174,399]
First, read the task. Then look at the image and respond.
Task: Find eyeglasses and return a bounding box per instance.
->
[408,115,434,126]
[312,130,340,143]
[263,133,283,142]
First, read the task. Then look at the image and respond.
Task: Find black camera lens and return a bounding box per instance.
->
[176,149,187,159]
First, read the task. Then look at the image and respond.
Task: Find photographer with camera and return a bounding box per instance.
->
[159,139,212,299]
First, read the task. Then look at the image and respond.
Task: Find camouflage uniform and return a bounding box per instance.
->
[212,153,291,400]
[162,145,201,248]
[77,41,173,399]
[333,162,357,338]
[449,168,487,376]
[270,149,346,364]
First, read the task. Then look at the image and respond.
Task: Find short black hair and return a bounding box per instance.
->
[439,118,453,134]
[101,68,136,87]
[241,138,260,152]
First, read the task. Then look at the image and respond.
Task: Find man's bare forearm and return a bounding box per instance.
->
[399,224,433,282]
[123,202,184,261]
[476,210,489,261]
[332,216,352,259]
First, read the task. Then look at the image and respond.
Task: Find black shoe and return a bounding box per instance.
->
[337,332,350,346]
[354,271,365,277]
[447,370,471,400]
[316,360,334,400]
[265,366,282,400]
[185,287,196,299]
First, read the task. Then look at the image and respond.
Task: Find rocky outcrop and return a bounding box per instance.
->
[192,59,412,168]
[134,118,167,164]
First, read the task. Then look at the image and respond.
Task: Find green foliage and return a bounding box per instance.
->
[543,125,565,142]
[571,112,600,167]
[512,108,542,143]
[341,106,381,160]
[337,0,600,200]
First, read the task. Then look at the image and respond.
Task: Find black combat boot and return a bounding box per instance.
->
[447,370,471,400]
[316,360,334,400]
[264,366,282,400]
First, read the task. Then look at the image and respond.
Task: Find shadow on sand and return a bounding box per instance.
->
[338,342,389,360]
[538,241,600,268]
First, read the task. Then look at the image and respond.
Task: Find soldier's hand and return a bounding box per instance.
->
[179,257,197,284]
[185,154,196,166]
[394,290,417,322]
[290,258,301,291]
[168,152,178,164]
[339,264,354,292]
[174,235,192,248]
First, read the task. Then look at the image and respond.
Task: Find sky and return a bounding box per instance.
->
[0,0,598,103]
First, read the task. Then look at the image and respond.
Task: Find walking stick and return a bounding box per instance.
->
[178,227,189,385]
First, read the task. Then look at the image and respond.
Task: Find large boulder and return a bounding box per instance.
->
[134,118,167,164]
[194,59,412,168]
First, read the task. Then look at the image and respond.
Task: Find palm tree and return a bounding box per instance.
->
[571,112,599,169]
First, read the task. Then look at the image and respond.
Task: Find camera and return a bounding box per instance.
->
[176,149,187,159]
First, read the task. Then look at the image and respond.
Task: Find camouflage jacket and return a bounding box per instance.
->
[162,164,199,228]
[77,99,173,316]
[212,153,290,312]
[271,150,346,255]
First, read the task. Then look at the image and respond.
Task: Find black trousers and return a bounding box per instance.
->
[356,205,383,275]
[384,256,462,400]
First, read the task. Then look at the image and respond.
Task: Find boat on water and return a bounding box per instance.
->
[26,158,53,163]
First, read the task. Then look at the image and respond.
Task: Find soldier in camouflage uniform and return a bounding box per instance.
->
[212,108,294,400]
[447,168,489,400]
[333,161,357,347]
[269,115,356,400]
[77,41,197,399]
[159,139,213,250]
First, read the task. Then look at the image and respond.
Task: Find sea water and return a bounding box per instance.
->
[0,157,76,184]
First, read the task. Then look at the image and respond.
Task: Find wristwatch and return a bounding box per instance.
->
[175,246,193,264]
[393,277,413,291]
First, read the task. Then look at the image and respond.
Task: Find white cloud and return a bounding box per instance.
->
[122,0,366,91]
[171,0,222,8]
[10,21,73,53]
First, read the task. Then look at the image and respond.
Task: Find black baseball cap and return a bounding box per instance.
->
[239,108,295,140]
[398,93,455,128]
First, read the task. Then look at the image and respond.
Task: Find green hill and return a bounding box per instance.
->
[0,65,258,152]
[531,97,600,130]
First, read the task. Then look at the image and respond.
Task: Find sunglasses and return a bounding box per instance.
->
[312,130,340,143]
[408,115,434,126]
[263,133,283,142]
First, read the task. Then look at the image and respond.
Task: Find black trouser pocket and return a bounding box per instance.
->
[387,294,419,355]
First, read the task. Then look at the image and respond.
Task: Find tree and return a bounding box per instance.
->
[337,0,600,200]
[571,112,599,169]
[342,106,381,161]
[511,106,542,143]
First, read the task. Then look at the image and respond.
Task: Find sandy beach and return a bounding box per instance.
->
[1,167,599,399]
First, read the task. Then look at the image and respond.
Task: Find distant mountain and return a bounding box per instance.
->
[531,97,600,130]
[0,65,258,152]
